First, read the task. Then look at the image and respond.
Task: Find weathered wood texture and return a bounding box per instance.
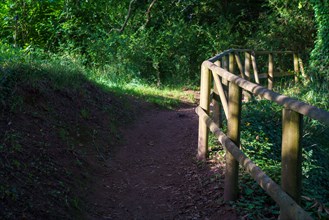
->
[204,60,329,126]
[251,52,260,84]
[224,82,242,201]
[234,53,245,78]
[268,53,274,89]
[209,49,304,88]
[211,70,228,119]
[198,49,328,219]
[294,53,299,82]
[229,53,235,74]
[281,109,303,204]
[213,60,223,127]
[195,106,312,220]
[244,52,251,81]
[221,55,229,88]
[197,64,211,160]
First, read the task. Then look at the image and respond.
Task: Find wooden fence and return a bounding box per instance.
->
[196,49,329,220]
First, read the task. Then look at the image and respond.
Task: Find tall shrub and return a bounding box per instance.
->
[309,0,329,83]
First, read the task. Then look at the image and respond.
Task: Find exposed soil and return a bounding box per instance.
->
[85,102,238,220]
[0,76,140,219]
[0,71,239,219]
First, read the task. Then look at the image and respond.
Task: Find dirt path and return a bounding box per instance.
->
[86,103,238,220]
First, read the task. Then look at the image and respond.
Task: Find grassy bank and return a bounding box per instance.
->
[1,45,328,219]
[208,82,329,219]
[0,47,193,219]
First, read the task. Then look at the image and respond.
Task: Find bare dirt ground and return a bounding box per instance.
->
[1,75,239,219]
[86,101,239,220]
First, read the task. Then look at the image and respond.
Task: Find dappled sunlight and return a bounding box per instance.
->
[92,77,197,109]
[1,0,328,219]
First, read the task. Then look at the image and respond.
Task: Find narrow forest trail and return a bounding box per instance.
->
[86,102,238,220]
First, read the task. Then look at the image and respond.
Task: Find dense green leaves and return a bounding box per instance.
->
[0,0,63,48]
[0,1,329,219]
[0,0,327,85]
[309,0,329,83]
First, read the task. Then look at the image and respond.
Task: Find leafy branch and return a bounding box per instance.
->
[109,0,136,33]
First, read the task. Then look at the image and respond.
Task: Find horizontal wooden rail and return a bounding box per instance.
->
[208,49,236,63]
[203,60,329,126]
[254,50,295,55]
[198,48,327,219]
[257,72,294,79]
[208,49,303,92]
[196,106,312,220]
[208,49,296,63]
[211,71,228,118]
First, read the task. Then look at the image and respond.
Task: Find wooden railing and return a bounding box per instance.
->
[196,49,329,220]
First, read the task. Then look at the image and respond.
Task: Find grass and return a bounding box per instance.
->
[86,70,195,109]
[0,46,196,219]
[2,44,328,219]
[273,76,329,111]
[0,43,194,110]
[208,83,329,219]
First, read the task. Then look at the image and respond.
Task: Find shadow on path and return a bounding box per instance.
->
[86,104,239,220]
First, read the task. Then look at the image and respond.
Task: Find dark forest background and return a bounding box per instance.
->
[1,1,329,219]
[0,0,328,86]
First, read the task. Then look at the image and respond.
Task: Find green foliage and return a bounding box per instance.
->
[1,0,329,219]
[0,0,326,87]
[247,0,315,51]
[309,0,329,84]
[235,100,282,218]
[237,96,329,218]
[0,44,198,218]
[0,0,265,85]
[0,0,63,48]
[209,93,329,218]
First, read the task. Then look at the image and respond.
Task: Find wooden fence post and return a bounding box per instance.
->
[234,52,245,78]
[281,108,303,219]
[293,53,299,83]
[224,81,242,201]
[213,60,222,128]
[245,52,251,81]
[251,52,260,84]
[229,53,235,74]
[243,52,252,102]
[222,55,228,70]
[298,54,307,79]
[197,63,211,161]
[222,55,229,95]
[268,53,274,90]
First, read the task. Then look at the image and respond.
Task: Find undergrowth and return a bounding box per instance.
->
[0,43,193,109]
[1,43,328,219]
[208,87,329,219]
[0,45,194,219]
